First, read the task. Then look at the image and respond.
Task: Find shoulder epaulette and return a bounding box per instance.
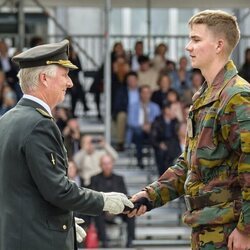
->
[36,108,54,120]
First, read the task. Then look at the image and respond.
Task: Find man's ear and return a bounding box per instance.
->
[216,39,224,54]
[39,72,48,87]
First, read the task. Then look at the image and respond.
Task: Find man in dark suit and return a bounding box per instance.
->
[91,154,135,248]
[0,40,133,250]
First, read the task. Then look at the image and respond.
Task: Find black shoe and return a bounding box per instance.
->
[84,106,90,112]
[126,241,133,248]
[97,113,103,121]
[138,160,144,169]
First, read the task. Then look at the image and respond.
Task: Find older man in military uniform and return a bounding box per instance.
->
[0,40,133,250]
[127,10,250,250]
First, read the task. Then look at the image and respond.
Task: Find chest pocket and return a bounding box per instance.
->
[192,104,219,138]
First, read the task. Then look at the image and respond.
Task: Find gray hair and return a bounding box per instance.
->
[17,64,58,93]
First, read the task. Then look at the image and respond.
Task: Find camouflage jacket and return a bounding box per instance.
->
[145,60,250,234]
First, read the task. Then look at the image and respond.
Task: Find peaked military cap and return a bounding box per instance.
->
[12,39,78,70]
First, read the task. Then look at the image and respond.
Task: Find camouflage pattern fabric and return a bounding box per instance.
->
[144,61,250,247]
[191,223,236,249]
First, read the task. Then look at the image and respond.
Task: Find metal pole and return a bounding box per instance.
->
[32,0,98,67]
[17,0,25,50]
[147,0,151,55]
[104,0,111,143]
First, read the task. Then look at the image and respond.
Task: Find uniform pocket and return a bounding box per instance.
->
[46,214,73,232]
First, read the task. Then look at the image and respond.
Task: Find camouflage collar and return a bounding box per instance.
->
[191,60,238,111]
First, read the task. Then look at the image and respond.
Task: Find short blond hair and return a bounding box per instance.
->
[17,64,57,93]
[188,10,240,55]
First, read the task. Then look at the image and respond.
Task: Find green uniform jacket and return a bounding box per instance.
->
[145,61,250,234]
[0,98,104,250]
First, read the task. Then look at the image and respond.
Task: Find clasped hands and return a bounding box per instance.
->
[75,191,150,243]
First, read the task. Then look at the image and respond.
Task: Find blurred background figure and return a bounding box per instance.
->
[111,41,127,63]
[151,74,172,109]
[90,154,135,248]
[112,71,138,152]
[152,43,176,74]
[177,121,187,153]
[73,135,118,187]
[127,85,160,169]
[29,36,44,48]
[62,118,81,160]
[0,85,17,116]
[0,40,21,100]
[170,56,192,94]
[166,89,184,122]
[137,55,159,91]
[68,160,83,187]
[239,47,250,82]
[150,103,180,176]
[130,40,144,72]
[67,39,90,117]
[54,106,71,132]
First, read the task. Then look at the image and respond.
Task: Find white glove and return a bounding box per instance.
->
[101,192,134,214]
[75,217,86,243]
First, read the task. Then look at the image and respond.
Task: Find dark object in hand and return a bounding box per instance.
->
[124,197,153,212]
[92,138,101,143]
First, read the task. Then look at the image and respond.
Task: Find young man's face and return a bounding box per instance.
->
[186,24,218,70]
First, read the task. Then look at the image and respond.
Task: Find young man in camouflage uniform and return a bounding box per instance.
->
[127,10,250,250]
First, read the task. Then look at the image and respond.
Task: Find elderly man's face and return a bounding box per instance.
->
[46,66,73,108]
[100,156,113,177]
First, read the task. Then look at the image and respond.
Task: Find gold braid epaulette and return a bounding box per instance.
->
[36,108,54,120]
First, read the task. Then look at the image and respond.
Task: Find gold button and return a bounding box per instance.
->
[63,225,67,230]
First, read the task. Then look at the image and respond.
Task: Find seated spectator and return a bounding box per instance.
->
[130,40,144,72]
[68,160,83,187]
[166,89,184,122]
[53,106,71,132]
[127,85,160,168]
[0,40,21,100]
[113,71,140,151]
[170,56,192,94]
[137,55,159,91]
[151,74,172,109]
[177,121,187,153]
[239,47,250,82]
[111,56,130,118]
[0,85,17,116]
[30,36,44,48]
[0,70,7,109]
[111,41,127,63]
[73,135,118,187]
[90,154,135,248]
[150,103,180,176]
[151,43,176,73]
[62,118,81,160]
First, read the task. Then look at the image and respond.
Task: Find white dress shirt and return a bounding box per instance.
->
[23,94,52,116]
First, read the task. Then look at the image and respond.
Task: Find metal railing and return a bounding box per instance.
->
[1,33,250,70]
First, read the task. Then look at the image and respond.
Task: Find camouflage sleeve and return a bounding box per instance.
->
[225,92,250,234]
[144,153,187,208]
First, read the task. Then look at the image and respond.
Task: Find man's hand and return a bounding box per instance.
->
[101,192,134,214]
[126,191,150,218]
[75,217,86,243]
[228,228,250,250]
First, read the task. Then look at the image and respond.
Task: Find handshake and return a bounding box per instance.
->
[75,192,153,243]
[101,192,153,214]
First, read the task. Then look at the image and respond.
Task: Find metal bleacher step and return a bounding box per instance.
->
[135,226,191,239]
[132,239,191,247]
